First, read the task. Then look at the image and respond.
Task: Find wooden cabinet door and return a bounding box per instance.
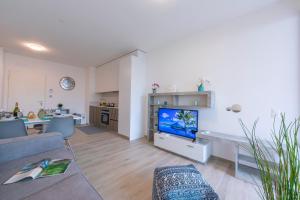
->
[89,106,95,125]
[108,108,115,120]
[115,109,118,121]
[94,107,100,127]
[95,61,119,93]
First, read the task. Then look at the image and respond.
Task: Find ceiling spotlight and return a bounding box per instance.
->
[153,0,171,3]
[23,42,48,52]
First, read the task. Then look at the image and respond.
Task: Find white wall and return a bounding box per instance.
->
[2,53,86,115]
[146,7,300,160]
[130,52,147,140]
[0,48,4,109]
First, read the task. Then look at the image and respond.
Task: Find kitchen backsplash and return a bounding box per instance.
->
[91,91,119,107]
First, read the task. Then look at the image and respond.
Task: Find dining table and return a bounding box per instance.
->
[0,114,82,133]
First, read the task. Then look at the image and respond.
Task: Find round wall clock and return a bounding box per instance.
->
[59,77,75,90]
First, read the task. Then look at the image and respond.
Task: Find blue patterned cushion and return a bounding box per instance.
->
[153,165,219,200]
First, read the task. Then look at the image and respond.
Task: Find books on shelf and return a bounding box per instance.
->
[4,158,71,184]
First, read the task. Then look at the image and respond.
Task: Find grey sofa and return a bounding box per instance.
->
[0,132,103,200]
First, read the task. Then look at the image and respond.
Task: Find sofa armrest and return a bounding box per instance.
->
[0,132,64,164]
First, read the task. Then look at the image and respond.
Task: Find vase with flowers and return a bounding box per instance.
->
[197,78,210,92]
[152,83,160,94]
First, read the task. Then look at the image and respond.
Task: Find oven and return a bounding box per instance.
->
[100,109,110,126]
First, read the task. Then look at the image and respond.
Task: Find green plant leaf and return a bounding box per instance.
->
[239,114,300,200]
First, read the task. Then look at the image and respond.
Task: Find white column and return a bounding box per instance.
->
[118,55,132,138]
[130,51,147,140]
[118,50,147,140]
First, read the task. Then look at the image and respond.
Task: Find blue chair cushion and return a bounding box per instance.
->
[152,164,219,200]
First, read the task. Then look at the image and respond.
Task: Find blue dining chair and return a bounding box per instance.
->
[0,119,28,139]
[45,116,75,155]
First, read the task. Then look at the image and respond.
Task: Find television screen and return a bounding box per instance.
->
[158,108,198,140]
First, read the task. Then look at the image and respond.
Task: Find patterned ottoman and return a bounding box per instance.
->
[152,165,219,200]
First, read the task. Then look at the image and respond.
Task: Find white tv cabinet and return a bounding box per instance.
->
[154,132,212,163]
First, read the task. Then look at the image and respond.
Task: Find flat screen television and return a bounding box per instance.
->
[158,108,198,140]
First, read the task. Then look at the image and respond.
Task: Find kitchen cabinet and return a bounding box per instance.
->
[89,106,118,131]
[96,60,119,93]
[91,50,146,140]
[89,106,97,126]
[89,106,101,127]
[108,108,118,131]
[94,107,101,127]
[89,106,94,125]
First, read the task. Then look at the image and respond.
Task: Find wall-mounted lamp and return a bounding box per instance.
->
[226,104,242,113]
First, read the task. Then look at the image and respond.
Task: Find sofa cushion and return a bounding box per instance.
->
[0,148,79,200]
[0,132,64,164]
[24,173,103,200]
[153,164,219,200]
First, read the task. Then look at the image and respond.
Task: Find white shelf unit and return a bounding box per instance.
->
[154,132,212,163]
[235,144,261,183]
[235,143,278,184]
[198,131,273,183]
[147,91,214,142]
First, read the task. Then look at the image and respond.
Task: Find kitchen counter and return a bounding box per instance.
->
[89,105,118,109]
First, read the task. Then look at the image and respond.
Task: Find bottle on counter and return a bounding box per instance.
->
[17,110,23,118]
[13,102,20,117]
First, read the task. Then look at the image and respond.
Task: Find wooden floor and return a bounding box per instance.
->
[70,128,259,200]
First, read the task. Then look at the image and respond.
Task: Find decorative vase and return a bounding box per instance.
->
[198,84,205,92]
[152,88,157,94]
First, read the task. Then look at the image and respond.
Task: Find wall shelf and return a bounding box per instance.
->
[149,91,213,97]
[147,91,214,142]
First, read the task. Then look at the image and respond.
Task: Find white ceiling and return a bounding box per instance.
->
[0,0,283,67]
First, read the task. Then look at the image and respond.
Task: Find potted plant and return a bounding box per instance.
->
[152,83,160,94]
[240,114,300,200]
